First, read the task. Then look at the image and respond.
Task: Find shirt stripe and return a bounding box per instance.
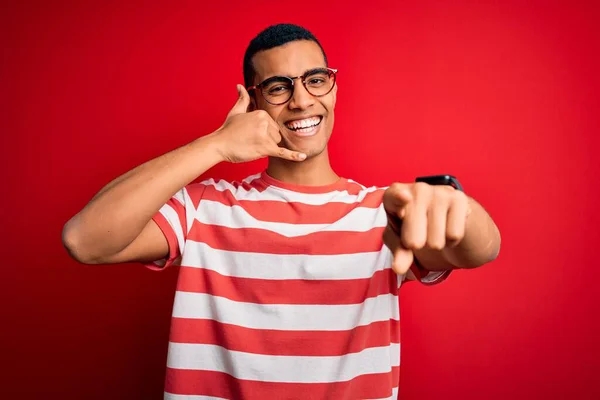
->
[195,199,387,235]
[202,177,381,205]
[164,367,400,400]
[176,266,398,305]
[169,318,400,356]
[172,292,399,331]
[200,184,385,224]
[180,241,393,280]
[187,223,386,255]
[167,343,400,383]
[160,200,187,254]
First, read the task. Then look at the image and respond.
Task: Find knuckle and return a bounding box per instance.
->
[389,182,402,192]
[256,110,269,119]
[455,190,468,203]
[403,237,424,250]
[446,227,463,242]
[427,238,445,251]
[413,182,430,199]
[433,186,456,203]
[413,182,429,193]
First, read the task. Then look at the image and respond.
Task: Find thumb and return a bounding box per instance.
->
[227,84,251,118]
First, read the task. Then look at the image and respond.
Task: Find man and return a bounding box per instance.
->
[63,24,500,400]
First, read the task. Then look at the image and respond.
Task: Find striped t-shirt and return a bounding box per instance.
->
[149,171,448,400]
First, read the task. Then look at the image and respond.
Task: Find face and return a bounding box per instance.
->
[250,40,337,159]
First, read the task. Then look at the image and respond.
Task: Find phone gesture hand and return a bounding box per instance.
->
[214,85,307,163]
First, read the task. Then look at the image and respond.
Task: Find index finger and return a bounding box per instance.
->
[266,143,307,162]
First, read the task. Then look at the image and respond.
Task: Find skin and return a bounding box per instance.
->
[62,39,500,274]
[248,40,339,186]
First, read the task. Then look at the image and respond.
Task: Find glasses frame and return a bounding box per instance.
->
[247,67,338,105]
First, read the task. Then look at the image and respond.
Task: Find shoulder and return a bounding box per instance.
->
[342,178,387,204]
[187,173,266,194]
[176,173,272,208]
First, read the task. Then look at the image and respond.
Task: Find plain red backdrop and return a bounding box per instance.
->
[2,0,599,399]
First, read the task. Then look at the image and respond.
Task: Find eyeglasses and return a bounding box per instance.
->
[247,67,338,105]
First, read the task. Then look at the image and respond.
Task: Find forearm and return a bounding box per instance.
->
[63,133,224,261]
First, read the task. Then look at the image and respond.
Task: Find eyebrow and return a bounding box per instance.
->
[262,67,328,82]
[303,67,328,76]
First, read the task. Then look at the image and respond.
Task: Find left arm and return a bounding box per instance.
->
[382,182,501,275]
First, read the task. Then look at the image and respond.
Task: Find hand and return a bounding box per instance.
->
[382,182,471,275]
[212,85,307,163]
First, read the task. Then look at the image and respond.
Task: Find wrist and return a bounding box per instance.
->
[190,131,228,165]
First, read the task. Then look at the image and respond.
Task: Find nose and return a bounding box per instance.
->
[288,78,316,110]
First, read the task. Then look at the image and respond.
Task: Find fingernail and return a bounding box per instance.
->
[298,153,307,160]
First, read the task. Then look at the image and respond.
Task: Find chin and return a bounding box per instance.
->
[295,141,329,159]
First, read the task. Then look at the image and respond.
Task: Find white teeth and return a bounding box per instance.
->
[286,117,321,130]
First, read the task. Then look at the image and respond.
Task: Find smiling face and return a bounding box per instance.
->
[250,40,337,159]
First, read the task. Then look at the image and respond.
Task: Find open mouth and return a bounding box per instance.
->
[284,116,323,134]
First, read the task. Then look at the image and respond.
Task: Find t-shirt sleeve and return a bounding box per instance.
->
[409,258,452,285]
[145,183,205,271]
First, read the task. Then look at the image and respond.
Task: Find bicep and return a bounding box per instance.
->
[104,219,169,264]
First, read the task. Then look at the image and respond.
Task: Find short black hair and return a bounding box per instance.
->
[243,24,328,88]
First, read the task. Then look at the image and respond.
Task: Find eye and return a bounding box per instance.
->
[305,72,329,87]
[267,85,290,95]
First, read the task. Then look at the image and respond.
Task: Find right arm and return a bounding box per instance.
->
[62,134,223,265]
[62,85,305,265]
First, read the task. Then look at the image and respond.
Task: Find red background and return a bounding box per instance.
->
[2,1,599,399]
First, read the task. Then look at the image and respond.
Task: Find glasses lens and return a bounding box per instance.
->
[304,69,335,97]
[261,77,293,105]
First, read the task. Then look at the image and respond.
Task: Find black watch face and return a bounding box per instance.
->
[415,175,463,191]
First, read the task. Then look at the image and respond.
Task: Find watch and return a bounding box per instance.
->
[415,174,464,191]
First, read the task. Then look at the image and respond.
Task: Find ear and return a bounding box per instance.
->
[331,84,338,108]
[248,93,257,112]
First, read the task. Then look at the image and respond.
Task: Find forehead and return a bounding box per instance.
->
[252,40,326,83]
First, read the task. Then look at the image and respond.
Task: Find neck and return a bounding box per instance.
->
[266,147,339,186]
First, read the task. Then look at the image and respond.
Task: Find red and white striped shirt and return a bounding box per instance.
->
[149,171,448,400]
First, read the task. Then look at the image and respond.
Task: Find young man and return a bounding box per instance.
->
[63,24,500,399]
